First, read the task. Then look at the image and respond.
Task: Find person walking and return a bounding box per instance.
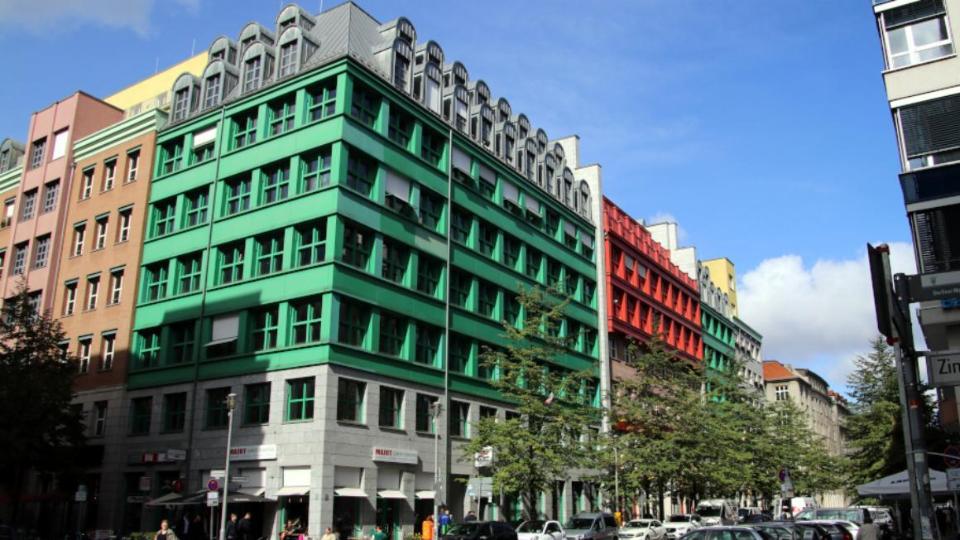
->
[439,509,452,536]
[156,520,179,540]
[237,512,252,540]
[422,515,434,540]
[321,527,338,540]
[189,514,206,540]
[372,525,388,540]
[225,513,239,540]
[463,512,476,523]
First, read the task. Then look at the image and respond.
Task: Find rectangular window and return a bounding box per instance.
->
[381,239,408,284]
[177,253,202,294]
[206,387,231,429]
[503,235,520,270]
[29,138,45,169]
[262,162,291,204]
[204,75,222,108]
[244,383,271,425]
[582,280,596,306]
[379,386,404,429]
[137,329,161,369]
[126,149,140,182]
[338,300,369,347]
[117,208,132,243]
[233,111,258,149]
[286,378,315,422]
[78,337,92,373]
[302,148,332,192]
[449,334,471,374]
[63,281,77,316]
[351,83,379,128]
[503,294,520,328]
[548,260,563,292]
[269,97,296,136]
[421,128,444,166]
[451,270,471,307]
[341,222,372,269]
[143,262,167,302]
[345,151,375,196]
[308,81,337,122]
[252,305,280,351]
[93,401,107,436]
[417,254,443,296]
[183,188,209,227]
[525,248,542,280]
[192,127,217,164]
[32,235,50,269]
[255,231,284,276]
[51,130,68,160]
[451,207,472,244]
[71,223,85,257]
[80,168,95,200]
[388,107,414,148]
[11,242,27,276]
[477,281,498,318]
[775,384,789,401]
[41,180,59,214]
[224,176,252,214]
[218,242,245,284]
[419,189,443,231]
[337,378,365,423]
[86,275,100,310]
[912,203,960,272]
[102,160,116,191]
[378,311,406,357]
[130,397,152,435]
[296,220,326,267]
[160,140,183,175]
[478,222,498,257]
[100,333,116,370]
[2,198,15,227]
[94,216,108,250]
[290,297,322,344]
[152,199,176,237]
[883,0,953,69]
[415,393,438,433]
[171,322,195,364]
[449,400,470,438]
[415,323,441,366]
[20,189,36,221]
[162,392,187,433]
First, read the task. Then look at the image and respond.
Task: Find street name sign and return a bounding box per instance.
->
[947,468,960,491]
[206,491,219,507]
[926,351,960,387]
[906,272,960,303]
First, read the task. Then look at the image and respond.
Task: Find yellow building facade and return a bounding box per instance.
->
[702,257,738,316]
[104,53,207,113]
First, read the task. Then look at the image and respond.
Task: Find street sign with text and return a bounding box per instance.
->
[947,468,960,490]
[906,272,960,303]
[926,351,960,387]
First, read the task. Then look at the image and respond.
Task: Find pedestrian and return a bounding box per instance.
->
[322,527,338,540]
[156,519,179,540]
[372,525,388,540]
[422,515,434,540]
[439,509,452,535]
[858,512,879,540]
[237,512,252,540]
[189,514,206,540]
[225,513,239,540]
[179,513,192,539]
[280,520,297,540]
[464,511,477,522]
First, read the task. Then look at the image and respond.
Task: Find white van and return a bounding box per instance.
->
[774,497,818,519]
[694,500,738,526]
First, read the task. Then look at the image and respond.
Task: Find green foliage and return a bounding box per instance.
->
[461,285,599,519]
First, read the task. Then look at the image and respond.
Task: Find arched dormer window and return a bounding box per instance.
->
[522,139,537,180]
[452,85,469,132]
[497,98,511,123]
[241,42,273,93]
[536,129,548,154]
[202,61,227,109]
[393,40,413,91]
[554,143,565,164]
[277,4,314,34]
[516,114,530,141]
[579,180,591,217]
[209,36,237,65]
[277,26,316,78]
[424,64,441,114]
[171,73,201,122]
[562,168,574,206]
[471,80,490,106]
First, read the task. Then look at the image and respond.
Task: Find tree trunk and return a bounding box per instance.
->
[657,482,664,521]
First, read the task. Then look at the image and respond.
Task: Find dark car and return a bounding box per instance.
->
[739,515,772,525]
[746,521,837,540]
[443,522,519,540]
[795,508,870,526]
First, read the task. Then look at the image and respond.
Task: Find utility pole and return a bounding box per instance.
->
[219,393,237,540]
[868,244,938,540]
[431,402,443,536]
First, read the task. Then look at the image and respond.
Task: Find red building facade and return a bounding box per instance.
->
[603,197,702,378]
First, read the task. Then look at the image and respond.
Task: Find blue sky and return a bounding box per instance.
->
[0,0,909,391]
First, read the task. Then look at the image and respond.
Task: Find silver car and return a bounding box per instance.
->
[620,519,666,540]
[564,512,620,540]
[679,527,767,540]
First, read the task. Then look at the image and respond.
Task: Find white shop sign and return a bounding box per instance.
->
[372,447,418,465]
[230,444,278,461]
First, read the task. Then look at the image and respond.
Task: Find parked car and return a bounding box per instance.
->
[738,515,771,525]
[746,521,836,540]
[664,515,702,539]
[678,526,771,540]
[564,512,620,540]
[517,520,565,540]
[736,508,763,523]
[795,508,870,527]
[799,521,858,540]
[695,500,739,526]
[619,519,667,540]
[443,522,518,540]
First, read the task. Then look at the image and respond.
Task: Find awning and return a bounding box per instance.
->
[415,490,435,500]
[334,487,367,498]
[277,486,310,497]
[377,490,406,500]
[228,490,271,503]
[145,492,183,506]
[237,487,265,497]
[857,469,948,498]
[205,337,237,348]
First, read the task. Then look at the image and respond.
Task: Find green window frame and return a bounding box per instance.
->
[192,140,215,164]
[379,386,404,429]
[338,301,369,347]
[295,220,326,267]
[477,281,498,318]
[137,329,161,369]
[378,311,406,357]
[225,176,251,215]
[415,323,441,366]
[388,106,414,148]
[262,162,291,204]
[548,260,563,291]
[583,328,597,355]
[337,378,366,423]
[170,322,195,364]
[546,210,560,237]
[159,141,183,175]
[503,295,520,328]
[244,383,271,425]
[416,254,442,296]
[308,81,337,122]
[252,305,280,351]
[381,239,408,284]
[421,128,444,167]
[525,248,542,280]
[233,111,258,149]
[345,151,375,196]
[290,297,322,344]
[177,253,203,294]
[563,225,578,250]
[286,377,315,422]
[255,232,284,276]
[503,235,520,269]
[451,270,471,307]
[341,222,372,269]
[162,392,187,433]
[130,397,152,435]
[152,199,176,237]
[184,188,209,227]
[451,207,471,244]
[449,334,471,374]
[302,149,332,192]
[415,393,438,433]
[419,189,443,231]
[218,242,245,285]
[582,280,596,306]
[350,83,379,127]
[449,400,470,438]
[268,96,296,136]
[206,387,231,429]
[143,262,167,302]
[478,221,497,257]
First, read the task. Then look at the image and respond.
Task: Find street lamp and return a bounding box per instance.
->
[219,393,237,540]
[431,401,443,534]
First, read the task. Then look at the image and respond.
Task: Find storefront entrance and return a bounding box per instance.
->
[333,497,361,540]
[376,498,401,540]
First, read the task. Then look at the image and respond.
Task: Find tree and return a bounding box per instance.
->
[0,282,85,525]
[461,285,599,520]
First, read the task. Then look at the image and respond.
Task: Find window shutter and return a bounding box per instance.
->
[564,222,576,237]
[502,181,519,203]
[525,195,542,215]
[582,232,594,248]
[884,0,944,29]
[193,127,217,148]
[385,170,411,202]
[899,94,960,157]
[208,313,239,345]
[452,147,471,173]
[478,163,496,185]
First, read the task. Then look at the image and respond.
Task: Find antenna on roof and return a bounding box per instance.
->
[319,0,323,13]
[191,38,196,56]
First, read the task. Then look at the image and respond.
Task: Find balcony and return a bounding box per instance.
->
[900,161,960,205]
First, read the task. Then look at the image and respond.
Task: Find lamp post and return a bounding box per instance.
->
[431,401,443,535]
[218,393,237,540]
[613,445,620,518]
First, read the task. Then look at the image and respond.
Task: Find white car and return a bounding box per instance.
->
[663,515,701,539]
[619,519,666,540]
[516,520,565,540]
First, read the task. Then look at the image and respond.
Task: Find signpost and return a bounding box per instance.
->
[905,272,960,303]
[926,351,960,388]
[207,478,220,492]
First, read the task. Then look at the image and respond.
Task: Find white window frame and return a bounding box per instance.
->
[101,334,115,371]
[126,150,140,182]
[883,11,953,69]
[64,282,77,316]
[73,225,85,256]
[78,338,91,373]
[102,160,116,191]
[109,269,124,305]
[95,218,108,250]
[118,209,132,243]
[86,276,100,310]
[51,130,69,160]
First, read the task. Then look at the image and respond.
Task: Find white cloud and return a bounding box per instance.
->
[0,0,197,37]
[738,242,919,393]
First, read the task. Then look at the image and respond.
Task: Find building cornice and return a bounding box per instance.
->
[73,109,167,162]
